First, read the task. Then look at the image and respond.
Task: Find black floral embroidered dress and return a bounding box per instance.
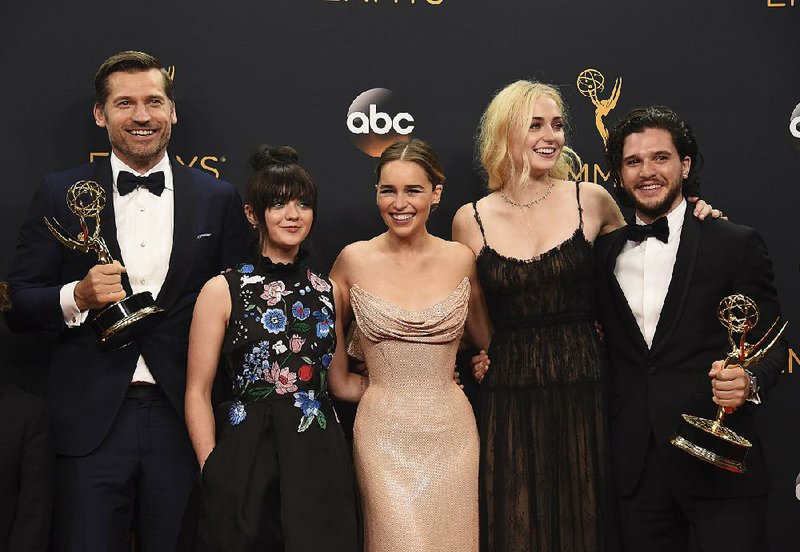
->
[196,252,359,552]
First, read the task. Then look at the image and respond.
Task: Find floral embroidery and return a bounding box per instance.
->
[291,300,311,320]
[272,340,288,354]
[238,342,270,390]
[262,281,292,306]
[228,260,337,431]
[289,334,306,353]
[313,308,333,338]
[241,274,265,286]
[261,309,288,334]
[265,363,299,394]
[229,400,247,425]
[319,294,333,312]
[298,364,314,381]
[308,269,332,292]
[294,390,327,432]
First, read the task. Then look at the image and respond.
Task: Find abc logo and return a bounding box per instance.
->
[791,102,800,151]
[347,88,415,157]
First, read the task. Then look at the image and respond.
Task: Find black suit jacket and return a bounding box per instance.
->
[0,383,53,552]
[595,208,785,499]
[5,156,250,456]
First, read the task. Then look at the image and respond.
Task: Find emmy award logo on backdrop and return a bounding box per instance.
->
[671,294,787,473]
[44,180,165,351]
[576,68,622,145]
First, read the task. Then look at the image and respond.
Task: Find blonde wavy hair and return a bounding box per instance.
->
[478,80,581,191]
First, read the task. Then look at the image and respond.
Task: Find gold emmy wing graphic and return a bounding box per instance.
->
[44,180,165,351]
[576,68,622,145]
[670,294,787,473]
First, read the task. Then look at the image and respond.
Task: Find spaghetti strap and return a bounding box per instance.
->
[472,201,488,246]
[574,182,584,230]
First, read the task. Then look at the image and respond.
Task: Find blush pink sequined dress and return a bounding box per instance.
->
[349,277,479,552]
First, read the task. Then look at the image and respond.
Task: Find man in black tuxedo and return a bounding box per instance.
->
[5,51,250,551]
[595,106,784,551]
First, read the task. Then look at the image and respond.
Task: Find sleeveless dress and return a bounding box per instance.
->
[473,183,610,552]
[196,252,359,552]
[350,278,479,552]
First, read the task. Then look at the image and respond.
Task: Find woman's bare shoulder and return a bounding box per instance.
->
[332,238,381,280]
[578,181,615,204]
[201,273,230,296]
[195,274,232,318]
[337,238,380,262]
[436,238,476,272]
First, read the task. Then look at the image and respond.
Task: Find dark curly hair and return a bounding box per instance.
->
[605,105,703,207]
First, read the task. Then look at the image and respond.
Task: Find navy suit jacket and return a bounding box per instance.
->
[5,156,250,456]
[595,209,785,498]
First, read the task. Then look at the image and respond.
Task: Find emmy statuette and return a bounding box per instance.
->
[670,294,786,473]
[44,180,165,351]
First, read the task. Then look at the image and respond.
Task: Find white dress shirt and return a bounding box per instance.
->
[614,199,686,348]
[60,152,175,383]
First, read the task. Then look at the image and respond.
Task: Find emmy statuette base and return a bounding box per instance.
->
[671,414,751,474]
[92,292,165,351]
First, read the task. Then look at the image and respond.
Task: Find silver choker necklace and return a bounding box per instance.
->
[500,179,554,208]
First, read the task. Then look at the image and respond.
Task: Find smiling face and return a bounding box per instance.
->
[619,127,690,222]
[93,68,176,173]
[513,94,565,176]
[376,160,442,238]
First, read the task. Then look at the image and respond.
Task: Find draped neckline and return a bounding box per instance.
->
[350,276,470,315]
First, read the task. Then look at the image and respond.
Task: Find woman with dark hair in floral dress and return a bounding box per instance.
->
[185,145,358,552]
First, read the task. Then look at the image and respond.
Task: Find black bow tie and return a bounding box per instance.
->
[624,216,669,243]
[117,170,165,196]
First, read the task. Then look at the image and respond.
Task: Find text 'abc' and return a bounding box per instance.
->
[347,104,415,135]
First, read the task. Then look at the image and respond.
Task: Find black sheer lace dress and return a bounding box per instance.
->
[473,182,610,552]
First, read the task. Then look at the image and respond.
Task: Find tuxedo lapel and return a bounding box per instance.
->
[605,229,650,354]
[156,157,197,310]
[91,158,133,296]
[649,207,700,356]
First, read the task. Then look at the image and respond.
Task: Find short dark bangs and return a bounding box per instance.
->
[247,166,318,219]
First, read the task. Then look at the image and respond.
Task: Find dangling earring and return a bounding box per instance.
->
[430,202,440,213]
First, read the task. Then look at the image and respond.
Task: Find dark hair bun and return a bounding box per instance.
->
[250,145,300,171]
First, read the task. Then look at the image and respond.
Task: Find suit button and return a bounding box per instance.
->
[648,366,657,375]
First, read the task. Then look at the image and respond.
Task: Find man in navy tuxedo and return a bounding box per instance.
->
[595,106,784,552]
[5,51,250,551]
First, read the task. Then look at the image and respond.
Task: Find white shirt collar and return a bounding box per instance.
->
[110,151,173,192]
